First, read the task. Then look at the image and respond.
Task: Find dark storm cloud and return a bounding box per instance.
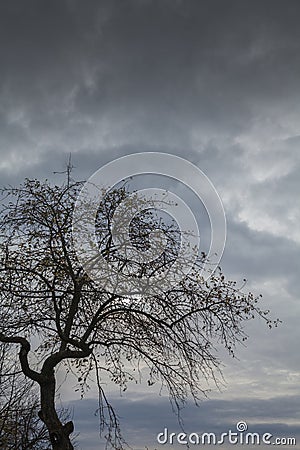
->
[1,0,300,175]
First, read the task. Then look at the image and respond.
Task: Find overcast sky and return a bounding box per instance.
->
[1,1,300,449]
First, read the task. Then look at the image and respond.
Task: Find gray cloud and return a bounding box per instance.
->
[70,395,300,449]
[2,0,300,170]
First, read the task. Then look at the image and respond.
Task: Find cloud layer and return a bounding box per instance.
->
[0,1,299,448]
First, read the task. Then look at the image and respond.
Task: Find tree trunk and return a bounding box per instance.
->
[39,373,74,450]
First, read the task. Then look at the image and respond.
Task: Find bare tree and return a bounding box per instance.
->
[0,345,49,449]
[0,177,279,449]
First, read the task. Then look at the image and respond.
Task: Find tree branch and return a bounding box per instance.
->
[0,333,43,383]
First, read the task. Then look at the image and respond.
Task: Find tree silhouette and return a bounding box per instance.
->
[0,177,279,449]
[0,345,50,449]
